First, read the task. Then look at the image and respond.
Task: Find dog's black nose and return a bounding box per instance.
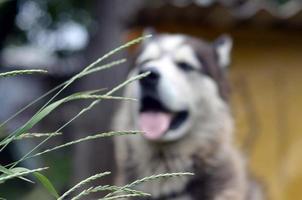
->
[139,68,160,86]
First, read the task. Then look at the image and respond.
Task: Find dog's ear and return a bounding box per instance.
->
[214,34,233,69]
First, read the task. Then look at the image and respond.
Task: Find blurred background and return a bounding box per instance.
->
[0,0,302,199]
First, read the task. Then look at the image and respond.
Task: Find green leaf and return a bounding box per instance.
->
[0,166,33,183]
[33,172,59,199]
[0,167,47,183]
[0,165,11,175]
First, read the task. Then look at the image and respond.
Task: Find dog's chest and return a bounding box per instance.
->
[125,149,224,200]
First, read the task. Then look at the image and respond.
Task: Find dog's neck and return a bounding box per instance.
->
[121,106,234,199]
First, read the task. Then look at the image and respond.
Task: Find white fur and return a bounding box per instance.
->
[216,38,232,68]
[173,45,201,69]
[159,35,184,52]
[137,43,160,64]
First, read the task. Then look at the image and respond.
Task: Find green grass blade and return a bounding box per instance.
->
[33,172,59,199]
[0,167,47,183]
[5,104,134,169]
[37,36,149,122]
[126,172,194,188]
[0,99,66,148]
[66,94,136,102]
[83,35,150,73]
[72,185,150,200]
[0,90,101,149]
[3,91,109,169]
[101,194,143,200]
[0,37,148,153]
[0,58,122,131]
[105,71,150,96]
[0,166,34,183]
[58,172,111,200]
[8,72,149,168]
[40,35,149,118]
[0,81,65,130]
[0,36,148,140]
[105,172,194,198]
[0,70,47,78]
[14,132,62,140]
[0,165,13,175]
[30,131,139,159]
[80,59,126,78]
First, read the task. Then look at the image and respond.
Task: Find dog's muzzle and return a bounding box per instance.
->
[139,68,160,90]
[138,68,189,141]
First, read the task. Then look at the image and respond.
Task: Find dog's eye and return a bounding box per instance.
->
[140,59,152,65]
[177,62,195,72]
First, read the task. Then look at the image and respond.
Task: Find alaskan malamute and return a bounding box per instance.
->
[113,31,262,200]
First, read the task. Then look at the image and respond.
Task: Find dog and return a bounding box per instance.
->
[112,31,262,200]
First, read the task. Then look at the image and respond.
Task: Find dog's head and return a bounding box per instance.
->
[125,32,232,142]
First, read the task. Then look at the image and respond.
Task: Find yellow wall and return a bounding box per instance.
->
[231,33,302,200]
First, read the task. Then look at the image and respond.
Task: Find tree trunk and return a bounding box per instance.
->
[72,0,130,195]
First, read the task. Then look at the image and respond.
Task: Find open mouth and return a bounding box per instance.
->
[139,96,189,140]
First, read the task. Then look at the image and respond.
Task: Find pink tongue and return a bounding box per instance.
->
[139,112,172,140]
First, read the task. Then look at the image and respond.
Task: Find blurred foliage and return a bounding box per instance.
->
[0,0,94,56]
